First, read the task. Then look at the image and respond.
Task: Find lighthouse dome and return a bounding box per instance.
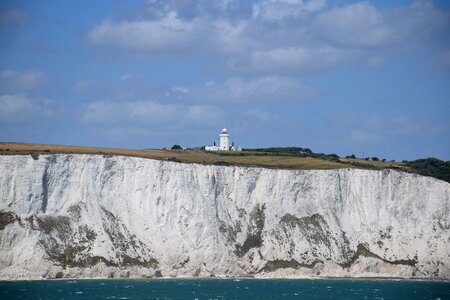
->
[221,128,228,134]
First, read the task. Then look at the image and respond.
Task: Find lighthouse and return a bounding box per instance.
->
[219,128,229,150]
[205,128,242,151]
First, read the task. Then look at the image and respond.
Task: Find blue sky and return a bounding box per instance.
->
[0,0,449,160]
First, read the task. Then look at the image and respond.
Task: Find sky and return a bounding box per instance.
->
[0,0,449,161]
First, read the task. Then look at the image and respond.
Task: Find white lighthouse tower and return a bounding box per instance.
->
[205,128,241,151]
[219,128,229,150]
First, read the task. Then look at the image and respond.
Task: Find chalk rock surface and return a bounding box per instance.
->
[0,154,448,279]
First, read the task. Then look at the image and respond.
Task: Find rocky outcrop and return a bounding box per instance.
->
[0,154,448,279]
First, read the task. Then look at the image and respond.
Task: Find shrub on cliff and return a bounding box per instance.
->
[407,158,450,183]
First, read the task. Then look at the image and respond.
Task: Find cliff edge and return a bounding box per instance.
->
[0,154,448,279]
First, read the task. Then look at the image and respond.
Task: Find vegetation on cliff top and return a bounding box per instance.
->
[405,158,450,183]
[0,142,448,183]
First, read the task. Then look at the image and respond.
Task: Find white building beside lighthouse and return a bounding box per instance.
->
[205,128,242,151]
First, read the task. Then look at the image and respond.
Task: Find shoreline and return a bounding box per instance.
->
[1,276,449,283]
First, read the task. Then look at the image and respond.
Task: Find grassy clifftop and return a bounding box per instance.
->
[0,142,407,172]
[2,142,449,183]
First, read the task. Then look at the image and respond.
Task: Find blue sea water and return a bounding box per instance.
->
[0,278,449,300]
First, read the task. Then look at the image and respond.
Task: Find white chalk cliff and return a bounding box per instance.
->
[0,154,449,279]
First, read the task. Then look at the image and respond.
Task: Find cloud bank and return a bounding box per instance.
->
[87,0,449,72]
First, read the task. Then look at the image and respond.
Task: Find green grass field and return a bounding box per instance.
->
[0,142,410,171]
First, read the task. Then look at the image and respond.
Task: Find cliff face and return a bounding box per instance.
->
[0,154,448,279]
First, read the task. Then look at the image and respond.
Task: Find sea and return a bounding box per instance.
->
[0,278,449,300]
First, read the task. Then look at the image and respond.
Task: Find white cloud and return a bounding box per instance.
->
[120,74,142,81]
[85,1,450,74]
[0,94,55,122]
[127,101,181,123]
[145,0,246,20]
[171,86,190,94]
[183,105,225,125]
[82,100,225,128]
[0,70,55,123]
[211,19,255,54]
[252,0,326,22]
[0,70,47,92]
[180,76,313,102]
[313,1,448,48]
[0,94,33,117]
[314,2,392,48]
[250,46,358,71]
[87,12,201,50]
